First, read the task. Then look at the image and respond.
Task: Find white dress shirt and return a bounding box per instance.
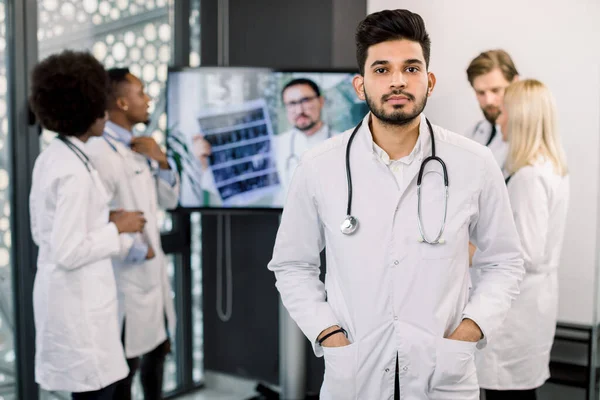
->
[372,136,421,189]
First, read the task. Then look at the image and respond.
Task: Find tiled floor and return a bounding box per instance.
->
[179,388,256,400]
[178,379,586,400]
[178,371,260,399]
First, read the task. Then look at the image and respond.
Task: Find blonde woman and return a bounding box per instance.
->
[475,79,570,400]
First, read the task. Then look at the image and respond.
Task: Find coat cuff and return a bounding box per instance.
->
[462,312,488,349]
[155,159,178,186]
[305,305,340,357]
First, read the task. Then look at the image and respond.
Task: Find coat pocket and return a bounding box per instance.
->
[322,342,358,400]
[428,338,479,399]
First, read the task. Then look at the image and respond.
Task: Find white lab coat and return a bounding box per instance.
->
[86,134,179,358]
[30,137,130,392]
[475,160,569,390]
[268,113,525,400]
[273,124,332,206]
[465,120,508,170]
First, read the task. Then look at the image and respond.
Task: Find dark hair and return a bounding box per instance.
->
[466,50,519,86]
[281,78,321,99]
[29,50,108,136]
[106,67,131,108]
[355,9,431,75]
[107,67,130,83]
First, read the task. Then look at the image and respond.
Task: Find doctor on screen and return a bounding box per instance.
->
[274,78,336,204]
[465,50,520,170]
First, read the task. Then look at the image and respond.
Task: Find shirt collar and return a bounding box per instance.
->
[372,138,421,166]
[476,120,500,135]
[359,112,428,164]
[104,120,133,145]
[64,135,87,153]
[292,124,330,142]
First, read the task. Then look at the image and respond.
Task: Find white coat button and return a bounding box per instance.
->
[403,366,408,371]
[394,316,398,321]
[385,368,390,373]
[393,260,399,265]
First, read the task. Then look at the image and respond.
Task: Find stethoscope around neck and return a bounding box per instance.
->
[57,134,112,203]
[340,118,449,245]
[57,135,92,172]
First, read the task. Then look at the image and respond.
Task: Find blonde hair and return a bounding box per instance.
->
[467,49,519,85]
[504,79,568,176]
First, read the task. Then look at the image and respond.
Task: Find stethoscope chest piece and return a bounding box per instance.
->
[340,215,358,235]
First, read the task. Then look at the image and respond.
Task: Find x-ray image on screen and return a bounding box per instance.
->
[196,99,280,205]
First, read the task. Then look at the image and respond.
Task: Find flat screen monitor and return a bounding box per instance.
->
[166,67,369,209]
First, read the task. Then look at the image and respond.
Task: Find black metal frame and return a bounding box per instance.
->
[7,0,40,398]
[164,0,206,395]
[548,322,600,399]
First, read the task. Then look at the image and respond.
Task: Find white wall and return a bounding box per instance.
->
[368,0,600,325]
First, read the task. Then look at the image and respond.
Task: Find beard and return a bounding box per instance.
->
[364,89,428,126]
[294,115,318,132]
[482,105,501,124]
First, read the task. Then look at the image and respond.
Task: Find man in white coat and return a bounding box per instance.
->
[464,50,521,293]
[268,9,525,400]
[464,50,520,171]
[86,68,179,400]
